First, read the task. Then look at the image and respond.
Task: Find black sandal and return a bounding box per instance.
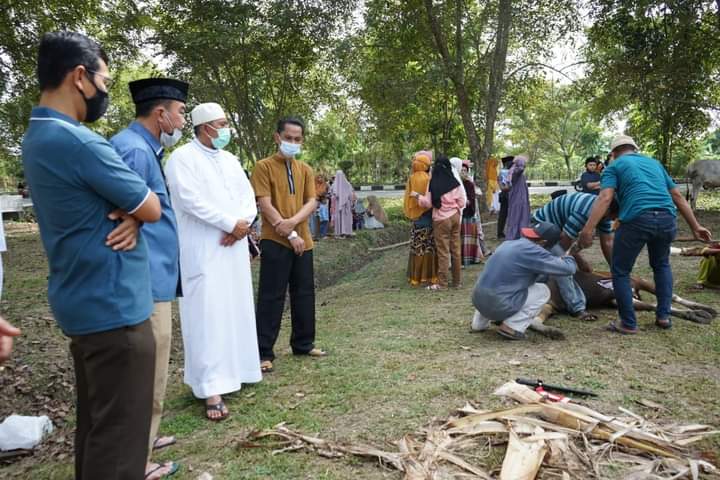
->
[205,401,229,422]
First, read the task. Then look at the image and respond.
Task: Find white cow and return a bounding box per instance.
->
[687,159,720,210]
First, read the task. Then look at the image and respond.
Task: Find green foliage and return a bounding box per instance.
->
[585,0,720,169]
[152,0,355,166]
[1,1,719,185]
[0,0,149,163]
[504,81,606,179]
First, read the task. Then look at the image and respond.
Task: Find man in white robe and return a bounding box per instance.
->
[165,102,261,420]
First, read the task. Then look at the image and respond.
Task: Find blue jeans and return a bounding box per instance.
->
[319,220,329,237]
[554,274,586,314]
[546,242,586,314]
[611,210,677,329]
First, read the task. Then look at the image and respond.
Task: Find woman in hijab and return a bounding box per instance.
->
[364,195,387,229]
[403,150,438,286]
[330,170,354,237]
[503,155,530,240]
[485,156,500,213]
[412,155,465,290]
[459,159,489,265]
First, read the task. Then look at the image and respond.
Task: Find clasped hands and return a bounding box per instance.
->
[221,220,251,247]
[274,218,305,255]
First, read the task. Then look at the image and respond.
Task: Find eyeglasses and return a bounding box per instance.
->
[86,69,114,91]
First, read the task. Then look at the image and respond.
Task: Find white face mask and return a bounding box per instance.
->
[159,112,183,148]
[279,140,301,158]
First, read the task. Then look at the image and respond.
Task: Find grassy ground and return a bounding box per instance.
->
[2,195,720,479]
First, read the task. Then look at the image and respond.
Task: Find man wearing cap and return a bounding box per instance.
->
[110,77,188,478]
[471,222,577,340]
[251,117,325,374]
[579,135,712,334]
[165,102,262,421]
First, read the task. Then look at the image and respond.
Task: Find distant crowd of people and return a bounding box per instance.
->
[307,171,387,240]
[403,152,490,290]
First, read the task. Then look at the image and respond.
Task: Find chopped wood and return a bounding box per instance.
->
[239,382,718,479]
[500,429,547,480]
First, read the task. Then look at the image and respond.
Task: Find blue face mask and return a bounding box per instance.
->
[279,140,301,157]
[209,126,231,149]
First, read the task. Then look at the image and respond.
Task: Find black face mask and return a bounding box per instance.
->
[79,74,109,123]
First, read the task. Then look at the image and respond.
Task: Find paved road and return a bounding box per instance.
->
[356,184,690,199]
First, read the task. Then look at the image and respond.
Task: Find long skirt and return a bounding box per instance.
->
[407,224,438,286]
[461,216,486,265]
[698,255,720,288]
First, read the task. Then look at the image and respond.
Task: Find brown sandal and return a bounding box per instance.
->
[205,401,229,422]
[260,360,274,373]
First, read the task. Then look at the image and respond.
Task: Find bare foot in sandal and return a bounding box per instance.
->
[205,395,229,421]
[260,360,274,373]
[145,461,179,479]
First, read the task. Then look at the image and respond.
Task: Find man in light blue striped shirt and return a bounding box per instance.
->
[532,192,619,319]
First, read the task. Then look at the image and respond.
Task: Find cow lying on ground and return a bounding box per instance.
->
[528,270,717,339]
[687,159,720,211]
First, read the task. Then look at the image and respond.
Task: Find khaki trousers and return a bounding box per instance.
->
[148,301,172,459]
[433,213,462,287]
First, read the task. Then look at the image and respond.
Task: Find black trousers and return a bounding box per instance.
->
[497,191,509,238]
[70,319,155,480]
[256,240,316,361]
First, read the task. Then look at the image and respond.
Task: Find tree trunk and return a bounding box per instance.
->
[564,154,572,179]
[479,0,512,208]
[424,0,483,190]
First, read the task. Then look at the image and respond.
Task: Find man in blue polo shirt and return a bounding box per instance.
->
[21,32,161,479]
[110,77,188,479]
[580,135,712,334]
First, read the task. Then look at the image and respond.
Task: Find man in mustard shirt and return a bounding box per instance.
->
[251,117,327,373]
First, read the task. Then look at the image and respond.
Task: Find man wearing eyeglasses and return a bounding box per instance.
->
[22,32,161,479]
[110,78,189,479]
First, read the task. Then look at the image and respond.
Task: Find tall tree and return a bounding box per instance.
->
[153,0,355,165]
[422,0,579,204]
[585,0,720,167]
[0,0,147,162]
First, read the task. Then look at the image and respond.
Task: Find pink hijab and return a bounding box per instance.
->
[331,170,354,210]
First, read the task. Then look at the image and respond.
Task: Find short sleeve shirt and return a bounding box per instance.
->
[580,171,601,194]
[532,192,613,239]
[601,153,676,222]
[22,107,153,335]
[110,122,180,302]
[251,153,315,250]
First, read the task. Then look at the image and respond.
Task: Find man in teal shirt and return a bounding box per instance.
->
[579,135,712,334]
[22,32,162,479]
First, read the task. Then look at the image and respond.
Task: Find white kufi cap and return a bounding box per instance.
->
[191,102,226,126]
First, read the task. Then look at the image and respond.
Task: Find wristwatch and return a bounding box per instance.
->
[287,230,299,240]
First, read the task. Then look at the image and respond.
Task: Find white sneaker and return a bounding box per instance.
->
[471,311,490,331]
